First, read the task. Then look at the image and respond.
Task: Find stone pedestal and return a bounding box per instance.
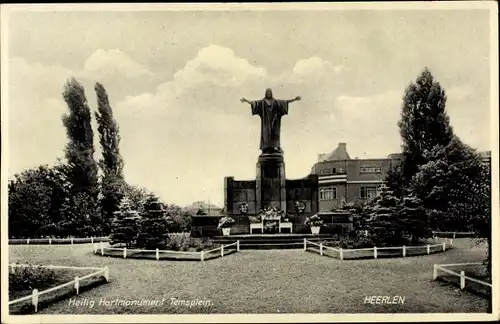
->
[256,153,287,213]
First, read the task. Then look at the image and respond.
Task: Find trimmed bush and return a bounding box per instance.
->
[9,266,58,299]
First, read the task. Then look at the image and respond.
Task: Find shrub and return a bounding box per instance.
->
[336,236,375,249]
[164,233,217,251]
[9,266,57,294]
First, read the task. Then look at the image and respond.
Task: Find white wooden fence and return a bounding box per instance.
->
[94,240,240,261]
[432,231,475,238]
[9,237,110,245]
[8,264,109,313]
[304,238,453,260]
[433,263,491,292]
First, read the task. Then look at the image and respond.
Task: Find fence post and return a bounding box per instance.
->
[75,276,80,295]
[49,237,52,245]
[100,241,104,256]
[402,245,406,257]
[27,238,30,245]
[442,242,446,252]
[450,239,453,246]
[460,271,465,290]
[427,244,430,255]
[221,245,224,257]
[103,266,109,282]
[32,288,39,313]
[433,264,438,280]
[156,248,159,260]
[303,238,307,251]
[374,246,378,259]
[91,237,94,244]
[237,240,240,252]
[200,251,205,261]
[453,232,456,239]
[93,244,97,253]
[123,247,127,259]
[320,243,323,256]
[71,237,74,245]
[339,248,344,260]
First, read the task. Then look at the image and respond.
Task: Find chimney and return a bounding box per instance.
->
[338,142,347,150]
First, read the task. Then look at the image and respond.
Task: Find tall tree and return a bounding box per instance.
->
[390,68,455,194]
[94,82,125,234]
[61,78,99,198]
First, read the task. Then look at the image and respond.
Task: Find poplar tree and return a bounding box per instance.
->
[61,78,99,198]
[95,82,124,234]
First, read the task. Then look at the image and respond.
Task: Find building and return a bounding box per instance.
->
[310,143,402,212]
[310,142,492,213]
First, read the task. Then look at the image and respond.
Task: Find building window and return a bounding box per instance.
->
[338,168,344,174]
[320,187,337,200]
[320,168,332,175]
[360,186,380,199]
[360,166,382,173]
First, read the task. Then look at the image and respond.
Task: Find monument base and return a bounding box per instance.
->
[256,152,286,212]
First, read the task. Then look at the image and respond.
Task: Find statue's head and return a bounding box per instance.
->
[265,88,273,99]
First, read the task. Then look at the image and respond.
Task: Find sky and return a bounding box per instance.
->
[3,6,493,207]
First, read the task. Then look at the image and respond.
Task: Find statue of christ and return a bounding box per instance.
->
[241,88,301,154]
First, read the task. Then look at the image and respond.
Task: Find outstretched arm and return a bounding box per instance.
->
[240,97,254,105]
[286,96,302,104]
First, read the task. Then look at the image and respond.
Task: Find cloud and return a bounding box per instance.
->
[82,49,153,79]
[292,57,346,76]
[173,45,268,90]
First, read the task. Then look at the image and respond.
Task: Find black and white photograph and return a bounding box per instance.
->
[1,2,498,322]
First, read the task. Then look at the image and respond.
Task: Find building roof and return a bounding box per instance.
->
[322,143,351,161]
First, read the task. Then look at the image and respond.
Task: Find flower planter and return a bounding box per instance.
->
[311,226,320,235]
[222,228,231,236]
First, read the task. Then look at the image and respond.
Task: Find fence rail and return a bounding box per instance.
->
[432,231,475,238]
[9,237,110,245]
[304,238,452,260]
[433,263,491,296]
[94,240,240,261]
[8,264,109,313]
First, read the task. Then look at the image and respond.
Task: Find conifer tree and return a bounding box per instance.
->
[399,194,431,244]
[110,196,141,248]
[365,185,402,246]
[137,195,170,249]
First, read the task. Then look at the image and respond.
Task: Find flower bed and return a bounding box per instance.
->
[8,264,109,314]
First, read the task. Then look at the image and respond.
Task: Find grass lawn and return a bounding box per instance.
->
[8,238,489,314]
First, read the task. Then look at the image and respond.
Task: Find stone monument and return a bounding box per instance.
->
[224,88,319,234]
